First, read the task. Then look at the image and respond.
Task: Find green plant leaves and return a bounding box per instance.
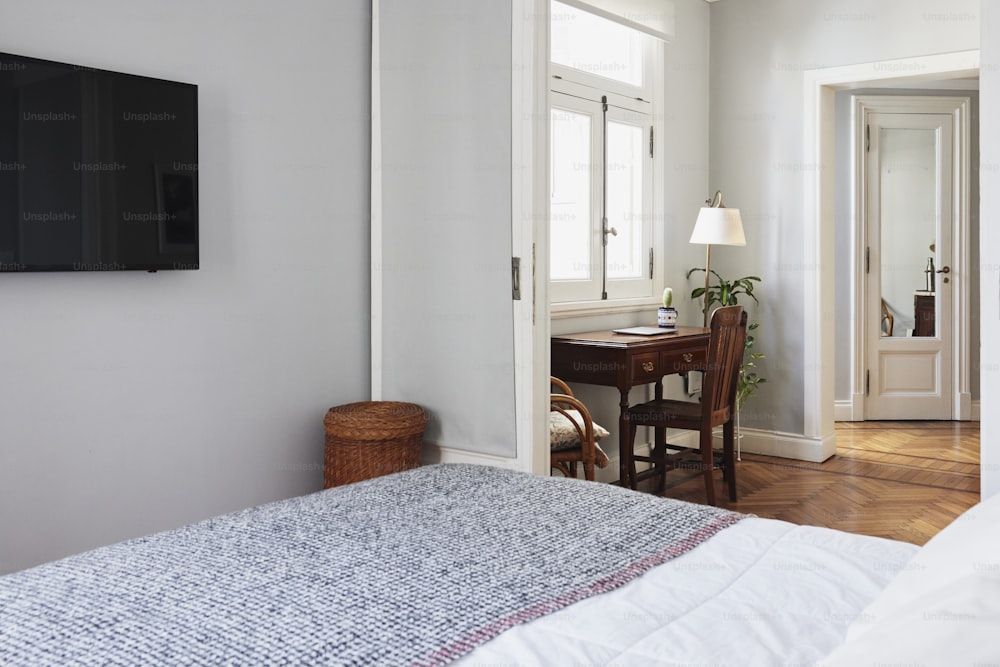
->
[688,268,766,409]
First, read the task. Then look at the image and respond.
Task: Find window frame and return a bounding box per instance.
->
[548,7,664,315]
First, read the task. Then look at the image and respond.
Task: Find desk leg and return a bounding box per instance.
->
[619,389,634,489]
[653,379,666,492]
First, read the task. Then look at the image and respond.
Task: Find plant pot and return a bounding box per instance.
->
[657,306,678,328]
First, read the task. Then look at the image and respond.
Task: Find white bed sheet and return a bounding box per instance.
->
[456,517,918,666]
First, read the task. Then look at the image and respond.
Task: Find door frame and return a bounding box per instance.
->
[802,50,979,460]
[850,95,972,421]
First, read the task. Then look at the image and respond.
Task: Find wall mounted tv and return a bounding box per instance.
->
[0,52,198,272]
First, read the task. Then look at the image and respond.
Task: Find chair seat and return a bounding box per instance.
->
[628,399,731,431]
[550,409,610,451]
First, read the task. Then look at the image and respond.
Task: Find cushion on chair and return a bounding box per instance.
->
[549,410,610,451]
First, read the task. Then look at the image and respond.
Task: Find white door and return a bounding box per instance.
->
[865,112,953,419]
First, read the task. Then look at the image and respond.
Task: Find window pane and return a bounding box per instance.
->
[550,107,592,281]
[606,120,644,279]
[551,1,643,88]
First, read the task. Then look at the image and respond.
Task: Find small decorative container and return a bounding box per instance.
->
[657,306,678,329]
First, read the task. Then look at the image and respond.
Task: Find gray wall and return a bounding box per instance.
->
[708,0,979,434]
[0,0,371,574]
[833,88,980,403]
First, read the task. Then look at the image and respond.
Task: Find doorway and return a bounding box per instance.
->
[853,96,973,421]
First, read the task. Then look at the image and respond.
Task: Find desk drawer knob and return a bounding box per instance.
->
[682,353,693,363]
[642,361,655,372]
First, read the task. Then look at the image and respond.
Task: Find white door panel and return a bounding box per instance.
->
[866,112,953,420]
[377,0,517,457]
[880,350,940,394]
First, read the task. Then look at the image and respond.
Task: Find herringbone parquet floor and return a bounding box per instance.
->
[646,421,980,545]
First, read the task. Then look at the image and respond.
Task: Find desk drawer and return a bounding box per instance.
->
[661,346,706,374]
[631,352,661,383]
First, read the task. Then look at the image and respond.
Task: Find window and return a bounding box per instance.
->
[549,1,662,307]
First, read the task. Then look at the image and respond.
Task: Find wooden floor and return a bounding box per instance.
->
[643,421,980,545]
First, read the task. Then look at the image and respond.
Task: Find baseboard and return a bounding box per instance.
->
[738,427,835,462]
[838,396,978,421]
[421,442,522,470]
[834,393,866,422]
[628,427,834,464]
[834,400,854,422]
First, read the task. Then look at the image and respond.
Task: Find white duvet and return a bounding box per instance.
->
[456,517,918,666]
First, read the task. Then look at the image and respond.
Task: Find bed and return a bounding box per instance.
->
[1,463,997,666]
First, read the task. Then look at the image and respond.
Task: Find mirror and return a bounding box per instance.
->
[879,127,937,337]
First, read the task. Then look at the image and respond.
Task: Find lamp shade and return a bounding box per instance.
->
[689,207,746,246]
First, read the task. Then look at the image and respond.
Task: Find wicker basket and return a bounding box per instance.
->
[323,401,428,488]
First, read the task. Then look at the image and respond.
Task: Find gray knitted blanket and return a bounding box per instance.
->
[0,464,745,666]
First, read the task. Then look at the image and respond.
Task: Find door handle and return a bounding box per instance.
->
[936,266,950,274]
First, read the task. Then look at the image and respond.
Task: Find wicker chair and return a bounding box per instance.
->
[625,305,747,505]
[550,377,610,481]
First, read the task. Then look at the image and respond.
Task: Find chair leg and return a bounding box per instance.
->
[583,461,595,481]
[567,461,577,479]
[723,419,737,501]
[700,426,716,506]
[655,427,667,493]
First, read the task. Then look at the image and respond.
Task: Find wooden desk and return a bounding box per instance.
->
[551,327,710,485]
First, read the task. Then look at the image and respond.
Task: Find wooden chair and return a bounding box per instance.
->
[881,298,894,336]
[550,377,610,481]
[625,305,747,505]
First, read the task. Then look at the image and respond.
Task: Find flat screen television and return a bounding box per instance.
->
[0,52,198,272]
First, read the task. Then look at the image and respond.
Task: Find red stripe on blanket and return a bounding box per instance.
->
[415,512,745,667]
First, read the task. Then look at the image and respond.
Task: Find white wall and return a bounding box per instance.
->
[708,0,979,435]
[980,3,1000,498]
[0,0,371,573]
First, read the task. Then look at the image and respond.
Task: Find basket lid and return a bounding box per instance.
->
[324,401,428,439]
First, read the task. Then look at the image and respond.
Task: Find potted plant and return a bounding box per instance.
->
[687,268,766,455]
[657,287,678,329]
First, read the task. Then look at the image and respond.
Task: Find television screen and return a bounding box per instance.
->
[0,52,198,272]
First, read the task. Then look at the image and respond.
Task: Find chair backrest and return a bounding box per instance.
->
[701,305,748,420]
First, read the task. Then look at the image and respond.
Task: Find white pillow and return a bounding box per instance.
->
[549,409,610,451]
[821,491,1000,666]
